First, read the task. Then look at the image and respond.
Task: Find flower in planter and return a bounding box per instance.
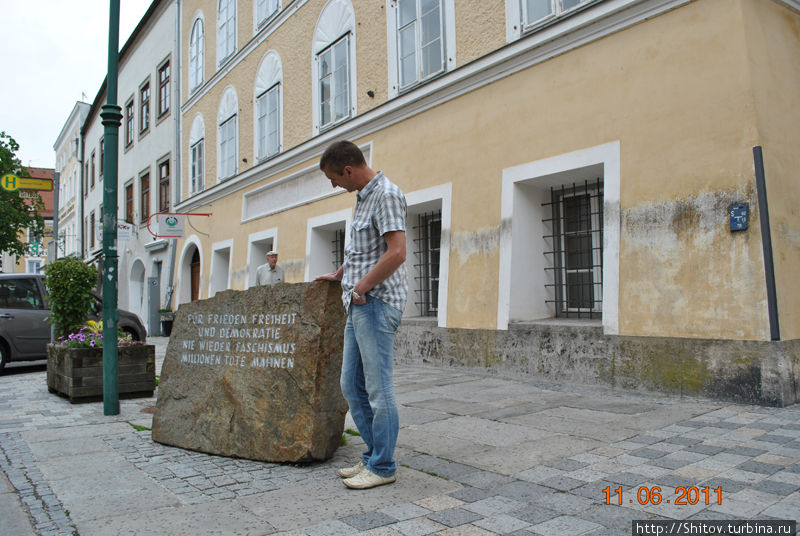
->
[57,321,144,348]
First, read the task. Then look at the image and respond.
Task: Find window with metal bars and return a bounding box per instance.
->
[412,210,441,317]
[331,229,345,270]
[542,179,603,318]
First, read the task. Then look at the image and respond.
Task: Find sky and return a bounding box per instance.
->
[1,1,154,169]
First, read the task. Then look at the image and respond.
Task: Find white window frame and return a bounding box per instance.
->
[304,208,352,283]
[404,183,452,327]
[254,51,283,161]
[386,0,455,98]
[256,84,281,160]
[217,0,237,67]
[317,35,351,130]
[246,228,278,288]
[255,0,280,30]
[189,115,205,194]
[189,15,204,92]
[312,0,357,135]
[498,141,620,334]
[190,140,205,194]
[209,239,233,298]
[217,87,238,181]
[505,0,593,41]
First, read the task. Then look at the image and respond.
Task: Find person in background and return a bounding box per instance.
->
[256,250,284,285]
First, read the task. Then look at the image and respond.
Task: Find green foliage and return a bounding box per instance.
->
[0,132,45,260]
[43,257,99,337]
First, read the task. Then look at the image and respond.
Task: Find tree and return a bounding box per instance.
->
[0,132,45,263]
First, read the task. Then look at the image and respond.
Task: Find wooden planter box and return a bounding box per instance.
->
[47,344,156,403]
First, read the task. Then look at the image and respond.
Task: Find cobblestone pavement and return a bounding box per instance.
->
[0,338,798,535]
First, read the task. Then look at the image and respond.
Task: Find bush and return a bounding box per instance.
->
[43,257,99,338]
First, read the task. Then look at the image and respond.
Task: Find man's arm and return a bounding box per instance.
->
[314,264,344,282]
[353,230,406,297]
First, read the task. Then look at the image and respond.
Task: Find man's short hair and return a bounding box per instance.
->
[319,140,366,174]
[266,250,278,256]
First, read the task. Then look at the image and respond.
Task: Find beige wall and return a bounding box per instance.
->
[177,0,800,341]
[742,0,800,340]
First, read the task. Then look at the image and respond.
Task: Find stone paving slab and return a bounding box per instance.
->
[1,338,799,535]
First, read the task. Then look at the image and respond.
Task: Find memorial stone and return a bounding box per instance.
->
[152,281,348,462]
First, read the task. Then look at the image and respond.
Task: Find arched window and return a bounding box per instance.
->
[217,87,238,180]
[217,0,236,66]
[189,16,204,91]
[312,0,356,133]
[189,114,205,194]
[254,51,283,161]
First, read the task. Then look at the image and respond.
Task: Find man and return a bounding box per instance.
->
[256,250,284,285]
[315,140,407,490]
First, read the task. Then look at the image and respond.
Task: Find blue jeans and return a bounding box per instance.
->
[340,295,403,478]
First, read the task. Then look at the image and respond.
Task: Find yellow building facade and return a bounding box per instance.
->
[174,0,800,404]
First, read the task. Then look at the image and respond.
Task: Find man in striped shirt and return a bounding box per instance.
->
[316,141,407,490]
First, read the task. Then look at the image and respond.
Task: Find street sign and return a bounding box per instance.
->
[1,173,54,192]
[157,214,185,238]
[117,222,133,241]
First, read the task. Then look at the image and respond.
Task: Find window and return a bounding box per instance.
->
[313,0,355,133]
[125,98,134,146]
[332,229,345,270]
[189,18,204,91]
[90,211,96,249]
[412,211,441,316]
[158,159,170,212]
[255,52,282,161]
[190,114,205,194]
[318,35,350,129]
[140,173,150,223]
[99,138,104,178]
[191,139,205,193]
[125,183,134,223]
[396,0,445,90]
[26,260,42,275]
[219,116,236,179]
[256,0,279,28]
[256,84,280,160]
[90,151,96,188]
[217,0,236,65]
[84,162,89,197]
[543,179,603,318]
[522,0,589,30]
[140,82,150,132]
[218,87,238,180]
[158,61,170,117]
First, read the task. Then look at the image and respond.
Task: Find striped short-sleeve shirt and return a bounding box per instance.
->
[341,172,408,312]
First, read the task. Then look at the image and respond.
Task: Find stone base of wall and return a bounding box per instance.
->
[394,320,800,407]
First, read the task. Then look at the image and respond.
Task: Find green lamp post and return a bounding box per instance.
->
[101,0,122,416]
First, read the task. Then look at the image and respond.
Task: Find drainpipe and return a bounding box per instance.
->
[164,0,181,310]
[753,146,780,341]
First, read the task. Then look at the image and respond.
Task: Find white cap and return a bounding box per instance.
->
[266,250,278,256]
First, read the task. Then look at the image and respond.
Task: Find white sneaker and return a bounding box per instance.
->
[337,461,365,478]
[343,468,396,489]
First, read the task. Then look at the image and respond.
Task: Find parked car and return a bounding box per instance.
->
[0,273,147,370]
